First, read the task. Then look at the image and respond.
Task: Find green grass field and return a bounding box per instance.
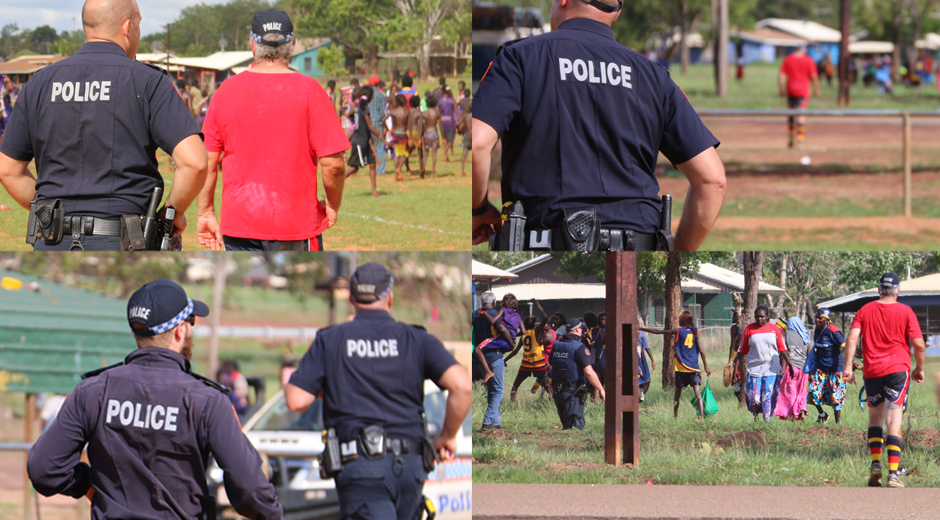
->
[0,74,471,251]
[677,62,940,110]
[473,353,940,487]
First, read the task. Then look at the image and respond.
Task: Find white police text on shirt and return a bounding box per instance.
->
[557,58,632,89]
[346,339,400,358]
[50,81,112,102]
[105,399,179,431]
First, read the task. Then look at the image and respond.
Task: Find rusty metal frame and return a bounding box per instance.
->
[604,252,639,465]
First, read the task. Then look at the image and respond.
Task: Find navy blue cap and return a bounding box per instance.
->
[251,9,294,47]
[880,272,900,287]
[566,318,583,331]
[128,279,209,336]
[350,263,395,303]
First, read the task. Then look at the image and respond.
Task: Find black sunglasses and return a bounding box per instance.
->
[184,315,197,326]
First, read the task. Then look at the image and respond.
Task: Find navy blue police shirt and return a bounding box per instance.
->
[474,18,720,232]
[551,333,593,384]
[289,309,459,443]
[0,42,201,219]
[27,348,282,520]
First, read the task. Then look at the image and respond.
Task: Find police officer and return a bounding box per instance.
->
[284,263,472,520]
[0,0,207,251]
[27,279,283,519]
[551,318,605,430]
[471,0,726,251]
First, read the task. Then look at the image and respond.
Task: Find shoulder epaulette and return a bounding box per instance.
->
[190,371,229,394]
[495,37,525,56]
[409,324,427,331]
[82,362,124,380]
[143,62,168,74]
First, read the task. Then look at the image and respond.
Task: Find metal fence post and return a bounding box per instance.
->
[903,111,913,218]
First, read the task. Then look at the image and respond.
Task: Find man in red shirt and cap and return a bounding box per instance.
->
[197,8,349,251]
[779,46,820,149]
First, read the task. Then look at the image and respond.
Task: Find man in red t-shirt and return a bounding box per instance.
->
[778,46,820,149]
[197,9,349,251]
[843,272,926,488]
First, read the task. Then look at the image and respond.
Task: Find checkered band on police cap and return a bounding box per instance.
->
[150,299,194,335]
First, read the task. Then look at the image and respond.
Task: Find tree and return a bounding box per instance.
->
[661,252,682,388]
[741,251,763,325]
[393,0,461,79]
[317,43,349,78]
[553,252,606,282]
[292,0,396,75]
[31,25,57,54]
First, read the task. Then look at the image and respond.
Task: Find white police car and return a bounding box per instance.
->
[208,381,472,519]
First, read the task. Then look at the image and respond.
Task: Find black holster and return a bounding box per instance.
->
[318,428,343,479]
[489,201,526,251]
[26,198,65,246]
[560,206,601,251]
[120,215,147,251]
[421,411,438,473]
[359,425,387,460]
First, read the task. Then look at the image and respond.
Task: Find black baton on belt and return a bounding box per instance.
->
[657,194,674,251]
[142,186,162,246]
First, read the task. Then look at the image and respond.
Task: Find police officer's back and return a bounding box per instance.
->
[285,263,472,520]
[550,318,604,430]
[470,0,727,251]
[27,279,283,519]
[0,0,208,251]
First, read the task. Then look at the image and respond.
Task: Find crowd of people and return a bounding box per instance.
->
[472,271,927,487]
[325,74,473,184]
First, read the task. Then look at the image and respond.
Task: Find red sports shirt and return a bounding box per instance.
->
[851,301,922,378]
[203,72,350,240]
[780,53,818,98]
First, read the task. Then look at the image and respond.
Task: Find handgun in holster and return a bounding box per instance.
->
[26,198,65,246]
[657,194,675,251]
[489,201,526,251]
[318,428,344,479]
[420,411,439,473]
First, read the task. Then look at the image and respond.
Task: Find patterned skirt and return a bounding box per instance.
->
[808,370,846,410]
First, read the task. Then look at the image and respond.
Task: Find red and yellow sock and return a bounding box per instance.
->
[868,426,883,463]
[796,124,805,143]
[886,434,902,474]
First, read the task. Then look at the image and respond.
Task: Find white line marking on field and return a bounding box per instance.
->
[344,213,463,236]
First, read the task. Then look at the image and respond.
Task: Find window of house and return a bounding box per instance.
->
[304,57,312,72]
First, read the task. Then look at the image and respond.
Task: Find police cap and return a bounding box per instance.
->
[349,263,395,303]
[127,279,210,336]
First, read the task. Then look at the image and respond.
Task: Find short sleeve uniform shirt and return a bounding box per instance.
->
[474,18,719,232]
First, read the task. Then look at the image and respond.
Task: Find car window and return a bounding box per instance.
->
[252,397,325,431]
[424,391,446,437]
[462,406,472,436]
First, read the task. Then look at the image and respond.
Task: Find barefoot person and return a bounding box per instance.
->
[505,312,552,403]
[383,94,410,181]
[457,100,472,175]
[641,311,712,422]
[844,272,926,488]
[407,95,424,177]
[421,96,442,178]
[344,86,384,198]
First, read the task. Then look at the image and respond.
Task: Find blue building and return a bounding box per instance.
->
[732,18,842,65]
[290,38,335,79]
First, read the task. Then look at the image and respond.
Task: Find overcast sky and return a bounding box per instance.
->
[4,0,233,37]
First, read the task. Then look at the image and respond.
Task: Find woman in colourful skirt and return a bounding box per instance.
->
[774,317,811,420]
[809,307,847,423]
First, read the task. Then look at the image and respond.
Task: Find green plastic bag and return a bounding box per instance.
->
[690,380,720,417]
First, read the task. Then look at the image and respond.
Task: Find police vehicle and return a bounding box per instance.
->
[472,2,547,91]
[208,381,473,520]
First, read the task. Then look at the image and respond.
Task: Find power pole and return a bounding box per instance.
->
[165,24,171,79]
[208,254,227,382]
[838,0,851,106]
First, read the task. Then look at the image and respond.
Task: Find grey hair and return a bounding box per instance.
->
[480,291,496,307]
[254,33,294,63]
[878,285,900,298]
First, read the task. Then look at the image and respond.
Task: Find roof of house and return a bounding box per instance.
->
[507,254,552,273]
[818,272,940,311]
[168,51,255,71]
[0,54,67,74]
[693,263,787,295]
[849,41,894,54]
[756,18,843,43]
[472,260,518,281]
[732,26,809,46]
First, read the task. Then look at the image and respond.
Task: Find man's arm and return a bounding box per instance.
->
[583,365,605,403]
[165,134,209,235]
[912,337,926,383]
[284,383,317,412]
[842,328,861,383]
[471,118,502,245]
[434,364,472,460]
[206,396,284,519]
[778,71,787,97]
[674,147,726,250]
[27,389,91,499]
[319,152,346,228]
[0,151,35,209]
[639,327,676,336]
[196,151,224,251]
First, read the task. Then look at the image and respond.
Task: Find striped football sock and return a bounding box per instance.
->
[797,124,805,142]
[868,426,883,463]
[886,435,902,475]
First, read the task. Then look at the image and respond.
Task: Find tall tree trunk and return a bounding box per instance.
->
[662,252,682,389]
[717,0,728,97]
[366,45,380,75]
[679,3,690,75]
[891,0,903,84]
[732,292,746,407]
[711,0,718,88]
[742,252,763,325]
[775,254,788,312]
[838,0,851,106]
